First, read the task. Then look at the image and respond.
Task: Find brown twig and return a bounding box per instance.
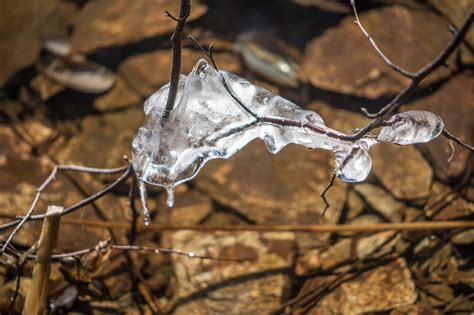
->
[350,0,415,79]
[320,173,336,216]
[161,0,191,123]
[55,218,474,233]
[23,206,63,315]
[0,165,129,255]
[442,128,474,151]
[0,165,132,235]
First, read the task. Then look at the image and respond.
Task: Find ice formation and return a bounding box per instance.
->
[132,59,444,217]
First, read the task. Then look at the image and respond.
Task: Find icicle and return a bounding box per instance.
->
[138,180,150,226]
[165,185,175,207]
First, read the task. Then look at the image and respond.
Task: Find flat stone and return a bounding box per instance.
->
[55,107,144,169]
[338,214,382,237]
[167,231,294,299]
[424,182,474,220]
[119,49,241,96]
[355,231,404,260]
[295,238,352,276]
[308,258,417,313]
[70,0,207,53]
[354,183,403,221]
[301,6,453,98]
[346,190,366,220]
[452,229,474,245]
[30,73,65,101]
[391,304,441,315]
[173,274,289,315]
[371,143,432,200]
[406,73,474,180]
[0,1,76,85]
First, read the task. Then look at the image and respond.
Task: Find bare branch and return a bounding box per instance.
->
[0,165,129,255]
[320,173,336,216]
[161,0,191,124]
[350,0,416,79]
[442,128,474,151]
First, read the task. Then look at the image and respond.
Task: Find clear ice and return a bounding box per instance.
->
[132,59,444,208]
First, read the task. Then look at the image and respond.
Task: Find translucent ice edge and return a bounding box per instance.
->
[132,59,444,207]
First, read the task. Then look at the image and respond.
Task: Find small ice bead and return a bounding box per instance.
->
[335,147,372,182]
[166,186,175,207]
[378,110,444,145]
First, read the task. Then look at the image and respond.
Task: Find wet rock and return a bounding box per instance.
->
[173,274,289,314]
[196,140,347,225]
[55,107,143,169]
[301,6,453,98]
[119,49,240,96]
[407,73,474,180]
[371,143,432,200]
[308,258,417,313]
[0,1,77,85]
[0,155,111,251]
[424,182,474,220]
[70,0,208,54]
[167,230,294,312]
[354,183,403,221]
[0,125,31,156]
[295,238,352,276]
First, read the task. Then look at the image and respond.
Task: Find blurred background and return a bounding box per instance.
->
[0,0,473,313]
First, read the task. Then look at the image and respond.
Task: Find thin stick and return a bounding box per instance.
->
[320,173,336,216]
[443,128,474,151]
[23,206,63,315]
[162,0,191,123]
[350,0,415,79]
[56,218,474,233]
[0,165,128,255]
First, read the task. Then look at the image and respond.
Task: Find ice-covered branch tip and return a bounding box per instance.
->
[131,59,444,218]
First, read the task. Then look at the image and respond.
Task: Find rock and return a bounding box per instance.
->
[173,274,289,314]
[406,73,474,180]
[419,283,455,308]
[354,183,403,221]
[452,229,474,245]
[346,190,366,220]
[301,6,453,98]
[196,140,347,225]
[70,0,208,54]
[0,125,31,156]
[371,143,432,200]
[355,231,403,260]
[338,214,382,236]
[295,238,352,276]
[55,107,143,169]
[424,182,474,220]
[14,119,57,149]
[390,303,441,315]
[307,258,417,313]
[119,49,241,96]
[93,76,142,111]
[30,73,65,101]
[0,155,111,251]
[0,1,77,85]
[167,230,294,312]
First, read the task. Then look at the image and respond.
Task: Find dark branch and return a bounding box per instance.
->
[443,128,474,151]
[320,173,336,216]
[161,0,191,124]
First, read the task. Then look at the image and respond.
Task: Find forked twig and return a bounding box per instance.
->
[0,165,129,255]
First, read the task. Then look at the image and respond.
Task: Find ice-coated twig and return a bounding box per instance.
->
[0,164,129,255]
[350,0,415,79]
[138,180,151,226]
[162,0,191,123]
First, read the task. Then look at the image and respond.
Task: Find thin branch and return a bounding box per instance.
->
[0,165,132,235]
[347,6,473,138]
[320,173,336,216]
[0,164,129,255]
[350,0,415,79]
[55,218,474,233]
[443,128,474,151]
[161,0,191,123]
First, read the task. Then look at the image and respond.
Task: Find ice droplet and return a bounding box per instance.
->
[166,186,175,207]
[378,110,444,145]
[188,252,195,258]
